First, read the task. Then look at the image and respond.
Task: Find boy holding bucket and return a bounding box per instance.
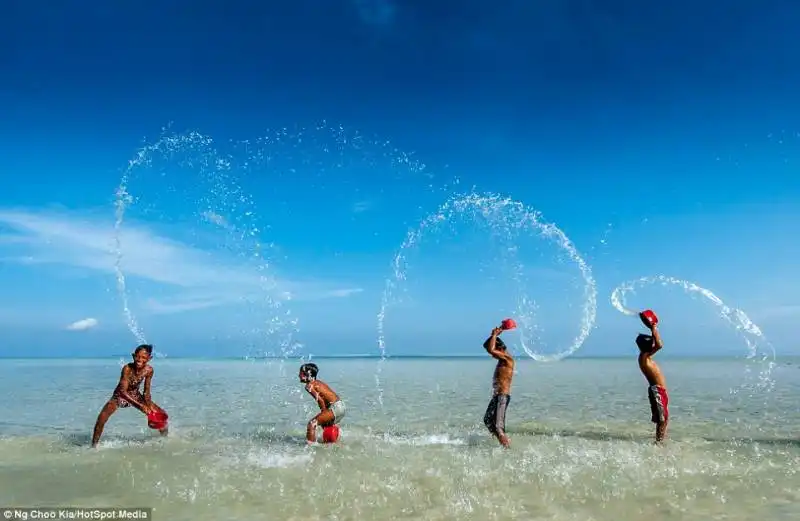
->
[91,344,168,447]
[482,318,516,448]
[636,310,669,444]
[299,363,346,444]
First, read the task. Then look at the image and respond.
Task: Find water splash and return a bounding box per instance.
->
[610,275,776,392]
[113,123,448,361]
[114,179,146,345]
[378,191,597,364]
[219,122,458,360]
[112,130,296,358]
[197,140,299,359]
[225,121,458,205]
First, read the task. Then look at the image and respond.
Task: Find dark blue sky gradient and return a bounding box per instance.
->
[1,1,799,357]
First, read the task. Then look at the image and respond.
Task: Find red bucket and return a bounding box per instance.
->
[501,318,517,330]
[322,425,340,443]
[147,410,168,430]
[639,309,658,328]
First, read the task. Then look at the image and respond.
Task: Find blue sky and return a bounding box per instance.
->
[1,1,799,358]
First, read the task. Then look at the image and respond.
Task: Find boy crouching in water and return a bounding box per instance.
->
[299,363,346,444]
[91,344,168,447]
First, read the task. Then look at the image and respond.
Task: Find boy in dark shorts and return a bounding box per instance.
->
[636,317,668,444]
[91,344,168,447]
[299,363,346,444]
[483,326,514,447]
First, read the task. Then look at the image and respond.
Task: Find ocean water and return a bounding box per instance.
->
[0,357,798,521]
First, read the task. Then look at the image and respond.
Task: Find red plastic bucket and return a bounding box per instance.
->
[501,318,517,330]
[639,310,658,328]
[322,425,340,443]
[147,410,168,430]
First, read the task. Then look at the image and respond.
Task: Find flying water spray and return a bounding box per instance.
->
[113,123,455,362]
[378,191,597,362]
[611,275,776,393]
[113,131,296,358]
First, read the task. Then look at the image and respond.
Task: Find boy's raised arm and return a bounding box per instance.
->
[483,327,506,360]
[650,325,664,354]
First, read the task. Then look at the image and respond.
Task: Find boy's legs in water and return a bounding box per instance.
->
[91,399,168,447]
[91,400,118,447]
[483,395,511,448]
[655,420,668,444]
[307,409,335,443]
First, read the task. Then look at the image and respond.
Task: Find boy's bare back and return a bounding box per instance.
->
[306,380,339,409]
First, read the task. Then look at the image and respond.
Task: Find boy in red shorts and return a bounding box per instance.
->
[636,315,668,444]
[91,344,168,447]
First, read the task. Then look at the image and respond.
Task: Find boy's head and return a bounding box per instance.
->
[299,363,319,383]
[635,334,654,353]
[132,344,153,368]
[495,337,507,351]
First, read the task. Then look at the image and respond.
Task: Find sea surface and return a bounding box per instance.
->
[0,357,798,521]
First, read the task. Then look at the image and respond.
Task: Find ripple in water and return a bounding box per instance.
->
[378,191,597,364]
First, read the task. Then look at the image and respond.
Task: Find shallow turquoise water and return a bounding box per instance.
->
[0,357,797,520]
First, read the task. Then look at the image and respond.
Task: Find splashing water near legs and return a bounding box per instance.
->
[377,192,598,404]
[610,275,776,396]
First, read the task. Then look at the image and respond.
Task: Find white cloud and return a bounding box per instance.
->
[0,207,362,315]
[66,318,98,331]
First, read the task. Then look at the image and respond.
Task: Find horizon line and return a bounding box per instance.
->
[0,354,791,361]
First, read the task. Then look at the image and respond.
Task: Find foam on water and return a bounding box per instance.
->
[218,448,314,469]
[378,191,597,364]
[380,433,467,446]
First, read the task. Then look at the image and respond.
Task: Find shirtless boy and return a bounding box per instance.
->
[91,344,168,447]
[299,363,346,444]
[636,318,668,444]
[483,326,515,447]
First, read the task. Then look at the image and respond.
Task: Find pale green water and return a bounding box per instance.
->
[0,357,798,520]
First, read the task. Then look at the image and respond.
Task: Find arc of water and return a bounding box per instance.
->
[378,191,598,367]
[610,275,774,361]
[114,173,147,345]
[112,132,297,359]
